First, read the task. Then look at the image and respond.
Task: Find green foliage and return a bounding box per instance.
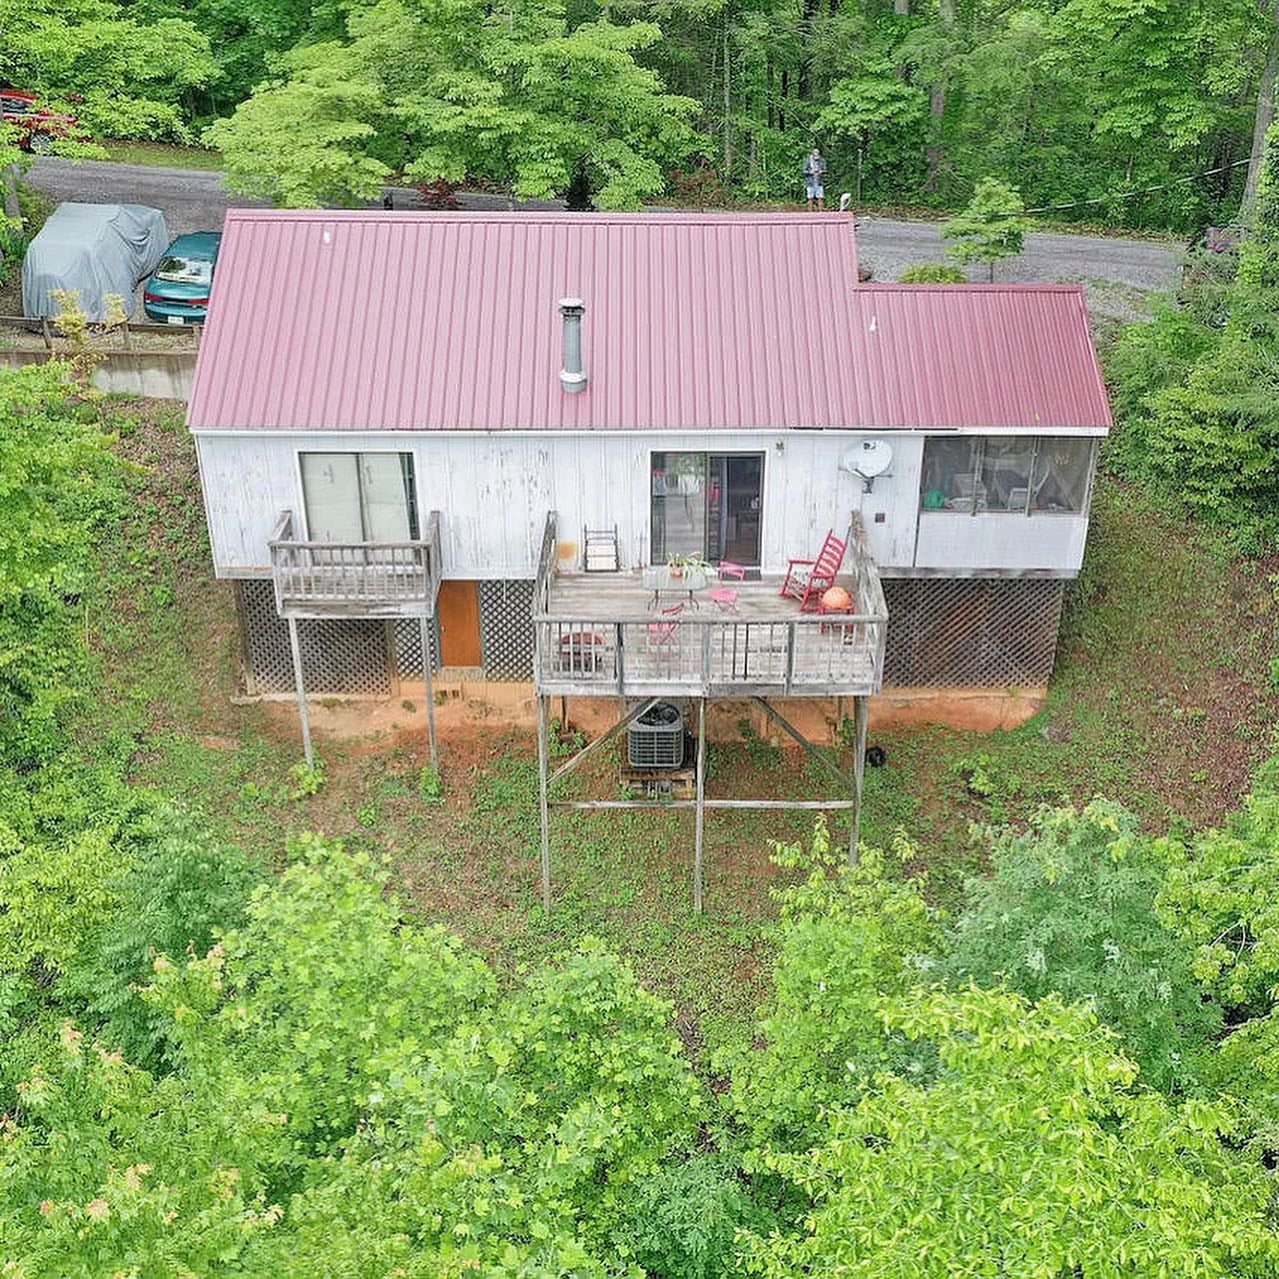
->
[717,822,940,1150]
[742,985,1279,1277]
[418,762,444,804]
[1156,752,1279,1013]
[1107,122,1279,552]
[898,262,968,283]
[0,364,123,764]
[626,1154,760,1279]
[942,177,1031,279]
[288,757,325,798]
[947,800,1219,1091]
[0,0,217,140]
[208,0,697,209]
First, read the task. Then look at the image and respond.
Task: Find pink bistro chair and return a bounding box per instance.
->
[708,561,746,613]
[647,602,684,646]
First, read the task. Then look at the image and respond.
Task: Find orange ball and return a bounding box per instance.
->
[822,586,852,611]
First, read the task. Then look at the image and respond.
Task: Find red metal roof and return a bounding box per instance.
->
[187,211,1111,433]
[847,284,1112,429]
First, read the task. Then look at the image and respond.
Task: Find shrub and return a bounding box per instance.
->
[898,262,967,283]
[947,800,1219,1092]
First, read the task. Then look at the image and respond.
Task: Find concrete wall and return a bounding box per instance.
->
[0,349,197,400]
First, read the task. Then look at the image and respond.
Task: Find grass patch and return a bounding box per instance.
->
[72,405,1279,1064]
[100,140,224,170]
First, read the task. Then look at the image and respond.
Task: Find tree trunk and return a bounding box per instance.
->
[923,0,955,192]
[1242,0,1279,222]
[894,0,909,12]
[723,19,733,176]
[780,69,788,132]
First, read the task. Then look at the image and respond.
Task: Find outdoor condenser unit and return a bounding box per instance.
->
[628,702,686,769]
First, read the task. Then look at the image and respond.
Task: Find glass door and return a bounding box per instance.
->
[650,451,762,566]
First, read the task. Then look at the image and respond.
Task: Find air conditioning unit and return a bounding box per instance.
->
[628,702,685,769]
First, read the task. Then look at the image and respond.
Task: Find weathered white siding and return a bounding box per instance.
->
[194,429,1092,579]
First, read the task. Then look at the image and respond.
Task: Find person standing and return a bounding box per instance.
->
[804,147,827,211]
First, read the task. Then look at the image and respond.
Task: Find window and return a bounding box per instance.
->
[155,255,212,285]
[300,452,419,542]
[920,437,1094,515]
[650,452,763,565]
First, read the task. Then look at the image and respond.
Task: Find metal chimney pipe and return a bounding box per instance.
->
[559,297,587,394]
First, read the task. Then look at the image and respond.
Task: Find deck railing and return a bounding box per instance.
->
[531,512,887,697]
[269,509,443,619]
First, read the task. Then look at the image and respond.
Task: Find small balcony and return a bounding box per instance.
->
[533,513,887,698]
[268,509,443,620]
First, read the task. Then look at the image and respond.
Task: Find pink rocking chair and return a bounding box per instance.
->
[780,530,847,612]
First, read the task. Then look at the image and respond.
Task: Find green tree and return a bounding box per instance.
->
[742,986,1279,1277]
[941,176,1031,280]
[0,0,217,140]
[717,822,941,1151]
[208,0,697,209]
[947,800,1220,1092]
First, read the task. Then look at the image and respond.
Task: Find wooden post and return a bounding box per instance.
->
[537,694,551,913]
[694,696,706,914]
[850,694,868,866]
[420,615,438,772]
[287,616,313,765]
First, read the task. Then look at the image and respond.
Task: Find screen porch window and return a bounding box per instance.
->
[919,437,1095,515]
[300,452,419,542]
[650,452,763,565]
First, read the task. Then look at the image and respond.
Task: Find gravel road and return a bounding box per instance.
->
[28,157,1180,317]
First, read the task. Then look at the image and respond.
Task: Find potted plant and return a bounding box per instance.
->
[667,551,687,580]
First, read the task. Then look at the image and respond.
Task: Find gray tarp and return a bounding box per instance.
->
[22,202,169,321]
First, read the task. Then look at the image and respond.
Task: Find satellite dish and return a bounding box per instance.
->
[841,439,894,489]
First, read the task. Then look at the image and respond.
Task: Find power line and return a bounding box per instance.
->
[1020,157,1252,216]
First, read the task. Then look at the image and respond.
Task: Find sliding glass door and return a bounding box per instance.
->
[650,451,763,565]
[300,452,419,542]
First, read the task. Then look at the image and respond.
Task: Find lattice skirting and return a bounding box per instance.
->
[237,580,526,694]
[479,580,535,680]
[882,578,1065,688]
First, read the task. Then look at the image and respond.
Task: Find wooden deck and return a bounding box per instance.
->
[268,510,443,620]
[533,515,888,698]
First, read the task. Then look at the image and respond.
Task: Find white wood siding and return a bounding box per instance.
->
[195,430,1090,579]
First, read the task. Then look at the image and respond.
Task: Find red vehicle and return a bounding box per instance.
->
[0,89,81,154]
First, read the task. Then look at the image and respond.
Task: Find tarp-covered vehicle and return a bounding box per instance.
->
[22,203,169,321]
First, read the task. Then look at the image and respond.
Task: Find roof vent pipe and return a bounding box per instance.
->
[559,297,587,394]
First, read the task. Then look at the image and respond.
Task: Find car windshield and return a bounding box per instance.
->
[1,97,32,115]
[155,255,211,285]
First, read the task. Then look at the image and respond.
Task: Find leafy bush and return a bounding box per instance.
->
[947,800,1219,1091]
[627,1154,758,1279]
[717,821,940,1150]
[898,262,967,283]
[741,987,1279,1277]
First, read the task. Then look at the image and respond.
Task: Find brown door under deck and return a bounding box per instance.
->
[437,580,482,668]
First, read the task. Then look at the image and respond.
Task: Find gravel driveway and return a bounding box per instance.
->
[27,157,1180,320]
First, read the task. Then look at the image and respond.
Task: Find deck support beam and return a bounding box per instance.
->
[549,696,662,789]
[850,694,868,866]
[287,616,313,765]
[694,697,706,914]
[420,615,438,772]
[537,694,551,914]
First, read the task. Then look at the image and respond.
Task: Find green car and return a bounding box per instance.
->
[143,231,221,324]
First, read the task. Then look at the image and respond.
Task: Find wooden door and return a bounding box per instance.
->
[437,580,482,667]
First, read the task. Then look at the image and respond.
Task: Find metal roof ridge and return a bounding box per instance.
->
[859,282,1087,293]
[220,208,854,226]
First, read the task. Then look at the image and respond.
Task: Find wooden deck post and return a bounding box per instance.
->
[537,694,551,913]
[287,616,313,765]
[850,693,868,866]
[694,696,706,914]
[420,615,438,772]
